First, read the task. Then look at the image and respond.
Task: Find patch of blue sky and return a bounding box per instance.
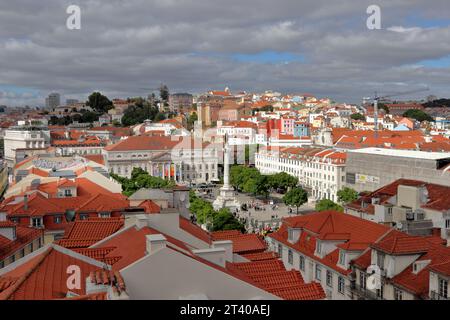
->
[417,55,450,68]
[405,15,450,29]
[188,51,305,64]
[0,85,39,95]
[231,51,305,64]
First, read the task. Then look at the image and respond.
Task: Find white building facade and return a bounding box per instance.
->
[256,147,346,202]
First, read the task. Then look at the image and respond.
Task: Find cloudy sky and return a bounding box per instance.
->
[0,0,449,106]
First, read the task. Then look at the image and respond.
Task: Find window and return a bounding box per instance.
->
[338,251,345,266]
[277,244,283,258]
[295,254,304,270]
[439,278,448,298]
[99,212,110,218]
[315,264,322,281]
[316,241,322,255]
[360,272,366,290]
[376,252,385,269]
[326,270,333,287]
[288,249,293,264]
[20,248,25,258]
[0,261,4,269]
[10,255,15,264]
[394,288,403,300]
[53,215,62,224]
[28,242,33,252]
[446,219,450,229]
[31,217,42,228]
[377,284,384,299]
[80,214,89,220]
[338,276,345,294]
[64,189,72,197]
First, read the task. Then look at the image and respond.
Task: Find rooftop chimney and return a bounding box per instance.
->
[0,223,17,241]
[212,240,233,263]
[23,194,28,211]
[192,247,227,268]
[146,234,167,255]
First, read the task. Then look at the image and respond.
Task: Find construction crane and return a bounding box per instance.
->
[369,86,430,138]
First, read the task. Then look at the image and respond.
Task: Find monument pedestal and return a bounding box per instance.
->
[213,186,241,211]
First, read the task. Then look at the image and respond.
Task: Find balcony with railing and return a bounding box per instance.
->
[430,291,449,300]
[349,282,385,300]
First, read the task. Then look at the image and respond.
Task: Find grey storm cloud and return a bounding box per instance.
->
[0,0,449,106]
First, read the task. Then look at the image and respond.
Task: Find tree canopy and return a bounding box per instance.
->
[283,187,308,214]
[121,101,159,126]
[315,199,344,212]
[159,84,169,102]
[403,109,433,122]
[337,187,359,204]
[189,191,245,232]
[350,113,366,121]
[187,112,198,130]
[86,92,113,113]
[110,167,175,197]
[268,172,298,191]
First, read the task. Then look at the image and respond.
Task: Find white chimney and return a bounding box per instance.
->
[146,234,167,255]
[212,240,233,263]
[23,194,28,211]
[135,215,149,229]
[0,224,17,241]
[192,248,226,268]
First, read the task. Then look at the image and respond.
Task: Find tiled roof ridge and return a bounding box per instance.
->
[0,247,53,300]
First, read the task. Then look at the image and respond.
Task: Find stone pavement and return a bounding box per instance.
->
[196,187,316,232]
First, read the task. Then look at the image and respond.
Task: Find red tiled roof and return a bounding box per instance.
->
[138,200,161,214]
[371,234,432,255]
[93,225,192,271]
[0,226,43,260]
[241,251,279,261]
[268,282,325,300]
[56,218,125,249]
[226,258,325,300]
[0,246,102,300]
[211,231,267,254]
[83,154,105,165]
[179,216,211,244]
[269,211,391,274]
[348,179,450,214]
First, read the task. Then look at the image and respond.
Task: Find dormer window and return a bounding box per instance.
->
[316,241,322,255]
[439,278,448,299]
[377,252,385,269]
[31,217,43,228]
[64,189,72,197]
[99,212,111,218]
[338,250,346,266]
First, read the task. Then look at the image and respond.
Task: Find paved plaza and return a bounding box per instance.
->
[196,186,316,232]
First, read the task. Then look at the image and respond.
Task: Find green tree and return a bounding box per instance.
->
[110,167,175,196]
[283,188,308,214]
[315,199,344,212]
[212,208,245,233]
[268,172,298,191]
[378,103,389,114]
[187,112,198,130]
[403,109,433,122]
[337,187,359,204]
[350,113,366,121]
[87,92,113,113]
[154,112,166,122]
[159,84,169,102]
